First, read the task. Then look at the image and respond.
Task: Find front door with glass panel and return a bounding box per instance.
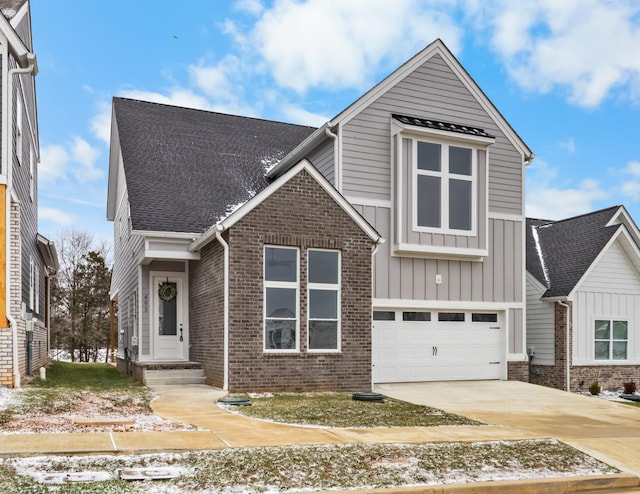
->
[152,275,186,360]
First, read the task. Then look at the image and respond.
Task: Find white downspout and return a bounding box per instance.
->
[558,300,571,392]
[370,238,384,390]
[324,124,338,189]
[7,54,38,388]
[214,226,229,391]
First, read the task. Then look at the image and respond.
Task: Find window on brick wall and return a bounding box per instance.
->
[264,246,299,351]
[307,249,340,351]
[595,319,628,360]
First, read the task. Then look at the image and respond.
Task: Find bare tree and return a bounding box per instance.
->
[51,230,112,362]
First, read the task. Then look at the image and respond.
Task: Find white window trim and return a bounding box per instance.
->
[594,316,629,362]
[263,246,300,353]
[307,249,341,353]
[412,138,477,236]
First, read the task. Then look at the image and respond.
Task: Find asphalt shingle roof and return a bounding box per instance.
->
[113,98,317,234]
[526,206,621,298]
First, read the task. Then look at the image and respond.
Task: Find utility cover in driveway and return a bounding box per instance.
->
[373,311,503,382]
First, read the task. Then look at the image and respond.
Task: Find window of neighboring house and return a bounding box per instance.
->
[16,101,23,164]
[29,147,34,201]
[415,140,476,234]
[308,249,340,351]
[264,246,299,351]
[595,319,628,360]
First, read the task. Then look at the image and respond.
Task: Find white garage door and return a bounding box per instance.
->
[373,310,504,383]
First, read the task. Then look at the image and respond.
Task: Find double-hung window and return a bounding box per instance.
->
[415,140,475,234]
[594,319,628,360]
[264,246,299,351]
[308,249,340,351]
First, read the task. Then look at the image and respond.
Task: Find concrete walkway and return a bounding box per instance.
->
[376,380,640,477]
[0,381,639,493]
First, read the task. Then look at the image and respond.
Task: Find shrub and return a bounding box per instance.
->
[623,382,637,394]
[588,381,601,395]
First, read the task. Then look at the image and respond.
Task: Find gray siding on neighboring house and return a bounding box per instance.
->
[525,276,555,364]
[341,53,523,215]
[306,137,334,185]
[359,204,522,304]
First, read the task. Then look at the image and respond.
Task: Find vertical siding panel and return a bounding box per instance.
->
[483,221,494,301]
[426,260,438,300]
[503,220,514,302]
[400,258,414,299]
[448,261,461,301]
[471,262,483,301]
[413,258,426,300]
[460,262,471,300]
[389,256,401,299]
[514,221,523,303]
[436,260,449,301]
[375,207,390,299]
[493,220,504,301]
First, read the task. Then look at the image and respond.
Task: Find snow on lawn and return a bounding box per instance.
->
[0,385,14,409]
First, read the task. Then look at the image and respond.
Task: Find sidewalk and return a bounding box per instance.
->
[0,384,638,493]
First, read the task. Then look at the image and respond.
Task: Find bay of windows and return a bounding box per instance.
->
[264,246,341,352]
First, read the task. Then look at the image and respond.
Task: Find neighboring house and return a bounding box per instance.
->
[107,39,533,392]
[0,0,58,388]
[526,206,640,392]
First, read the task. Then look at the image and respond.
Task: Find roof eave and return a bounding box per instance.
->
[265,122,329,178]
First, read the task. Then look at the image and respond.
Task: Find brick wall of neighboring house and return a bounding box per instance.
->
[571,366,640,393]
[189,237,226,388]
[507,361,529,382]
[0,328,11,386]
[212,169,374,392]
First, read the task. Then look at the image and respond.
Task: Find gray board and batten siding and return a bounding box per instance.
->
[341,53,523,216]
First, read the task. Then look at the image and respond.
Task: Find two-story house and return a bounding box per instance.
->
[0,0,57,388]
[107,39,532,391]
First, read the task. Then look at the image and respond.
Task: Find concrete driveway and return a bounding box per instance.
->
[376,380,640,476]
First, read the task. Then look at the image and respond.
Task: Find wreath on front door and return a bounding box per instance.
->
[158,282,177,302]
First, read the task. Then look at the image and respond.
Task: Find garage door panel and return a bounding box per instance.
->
[373,312,504,383]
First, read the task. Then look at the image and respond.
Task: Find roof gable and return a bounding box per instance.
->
[191,159,382,252]
[268,38,533,178]
[526,206,625,298]
[109,98,316,234]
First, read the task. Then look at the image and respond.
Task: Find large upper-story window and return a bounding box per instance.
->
[415,140,475,235]
[264,246,299,351]
[308,249,340,351]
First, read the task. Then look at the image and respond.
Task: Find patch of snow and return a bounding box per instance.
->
[0,386,14,409]
[531,225,550,286]
[49,348,109,363]
[261,155,282,174]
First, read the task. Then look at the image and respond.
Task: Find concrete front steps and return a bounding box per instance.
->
[137,362,206,386]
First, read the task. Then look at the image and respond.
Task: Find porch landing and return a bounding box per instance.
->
[132,361,206,386]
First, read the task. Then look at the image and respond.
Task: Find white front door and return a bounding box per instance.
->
[152,274,188,361]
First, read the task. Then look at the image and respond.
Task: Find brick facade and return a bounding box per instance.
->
[507,361,528,382]
[530,301,571,390]
[189,169,374,392]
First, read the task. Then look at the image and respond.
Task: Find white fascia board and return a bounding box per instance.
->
[192,159,383,252]
[332,39,533,163]
[106,106,121,221]
[606,205,640,247]
[133,230,199,239]
[373,299,523,310]
[0,12,30,67]
[394,243,487,261]
[265,122,329,178]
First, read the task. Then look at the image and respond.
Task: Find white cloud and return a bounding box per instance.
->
[90,102,112,146]
[621,160,640,200]
[39,207,75,225]
[280,103,328,126]
[558,138,576,154]
[120,88,213,112]
[472,0,640,107]
[251,0,462,92]
[526,160,609,219]
[70,137,102,182]
[40,144,69,182]
[234,0,264,15]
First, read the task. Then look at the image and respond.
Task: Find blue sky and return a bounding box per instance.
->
[31,0,640,247]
